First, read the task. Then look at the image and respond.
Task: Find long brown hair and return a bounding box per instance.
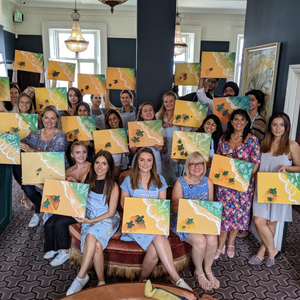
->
[16,92,35,114]
[130,147,162,190]
[156,91,177,124]
[261,112,291,156]
[85,150,115,205]
[136,102,156,121]
[105,109,124,129]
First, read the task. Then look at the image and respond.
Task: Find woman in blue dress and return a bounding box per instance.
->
[66,150,120,296]
[171,152,219,291]
[120,147,191,290]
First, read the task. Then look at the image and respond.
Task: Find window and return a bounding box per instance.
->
[234,34,244,87]
[0,53,6,77]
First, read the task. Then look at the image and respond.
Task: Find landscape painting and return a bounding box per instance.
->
[174,62,201,86]
[106,67,136,91]
[0,133,20,165]
[35,88,68,112]
[14,50,44,73]
[78,74,105,95]
[47,60,76,82]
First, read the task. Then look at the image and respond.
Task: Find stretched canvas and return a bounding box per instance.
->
[41,179,89,217]
[78,74,105,95]
[61,116,96,141]
[174,63,201,86]
[173,100,208,127]
[128,120,163,148]
[93,128,129,154]
[47,60,76,82]
[209,154,254,192]
[177,199,223,235]
[122,197,170,235]
[35,87,68,112]
[0,77,10,101]
[0,113,38,139]
[201,52,236,78]
[241,43,280,119]
[14,50,44,73]
[106,67,136,91]
[257,172,300,205]
[21,152,65,184]
[171,132,211,161]
[0,133,20,165]
[213,96,250,124]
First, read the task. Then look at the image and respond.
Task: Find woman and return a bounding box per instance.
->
[66,150,120,295]
[249,112,300,267]
[131,102,167,175]
[105,109,128,178]
[16,105,68,227]
[16,92,35,114]
[66,87,83,116]
[171,152,219,291]
[44,141,91,267]
[91,95,106,116]
[214,109,260,259]
[75,102,91,116]
[245,89,267,142]
[105,89,136,129]
[5,83,21,112]
[120,147,191,290]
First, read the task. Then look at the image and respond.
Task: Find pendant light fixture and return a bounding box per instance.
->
[174,2,187,57]
[65,0,89,53]
[98,0,128,14]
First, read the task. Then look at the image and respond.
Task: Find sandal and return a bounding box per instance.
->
[194,273,213,291]
[21,197,34,211]
[237,230,250,238]
[248,255,263,266]
[214,245,225,260]
[266,251,281,268]
[227,245,235,258]
[206,272,220,289]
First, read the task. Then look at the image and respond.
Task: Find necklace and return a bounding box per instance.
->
[231,134,242,142]
[43,129,56,139]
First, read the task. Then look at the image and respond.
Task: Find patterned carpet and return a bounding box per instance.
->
[0,179,300,300]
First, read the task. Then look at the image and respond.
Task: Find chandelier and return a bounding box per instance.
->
[65,0,89,53]
[98,0,128,14]
[174,13,188,56]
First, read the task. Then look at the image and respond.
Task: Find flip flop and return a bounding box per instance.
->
[266,251,281,268]
[237,230,250,238]
[248,255,263,266]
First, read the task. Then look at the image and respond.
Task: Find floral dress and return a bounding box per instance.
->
[216,135,260,232]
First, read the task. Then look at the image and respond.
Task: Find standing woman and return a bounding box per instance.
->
[120,147,191,290]
[66,87,83,116]
[214,109,260,259]
[5,83,21,112]
[16,92,35,114]
[66,150,120,295]
[249,112,300,267]
[245,89,267,142]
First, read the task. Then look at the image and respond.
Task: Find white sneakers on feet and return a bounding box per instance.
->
[98,281,105,286]
[42,213,51,225]
[66,274,89,296]
[44,250,59,259]
[28,214,40,227]
[50,249,71,266]
[175,278,193,291]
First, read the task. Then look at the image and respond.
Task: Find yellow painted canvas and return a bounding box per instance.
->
[128,120,163,148]
[21,152,65,184]
[171,132,211,161]
[106,67,136,91]
[209,154,254,192]
[61,116,96,141]
[78,74,105,95]
[0,133,20,165]
[122,197,170,235]
[174,63,201,86]
[0,113,38,139]
[14,50,44,73]
[201,52,236,78]
[47,60,76,82]
[257,173,300,205]
[213,97,250,124]
[173,100,208,127]
[41,179,89,217]
[93,128,129,154]
[177,199,223,235]
[35,87,68,112]
[0,77,10,101]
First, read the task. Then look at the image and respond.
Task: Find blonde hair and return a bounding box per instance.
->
[183,152,206,177]
[156,91,177,123]
[16,93,35,114]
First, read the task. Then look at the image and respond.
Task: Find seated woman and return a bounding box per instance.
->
[120,147,191,290]
[44,141,91,266]
[66,150,120,295]
[171,152,219,291]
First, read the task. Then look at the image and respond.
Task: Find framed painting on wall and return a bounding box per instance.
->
[241,42,280,120]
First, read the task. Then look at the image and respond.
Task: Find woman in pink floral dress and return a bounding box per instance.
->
[214,109,260,259]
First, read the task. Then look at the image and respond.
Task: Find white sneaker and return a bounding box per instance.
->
[28,214,40,227]
[66,274,89,296]
[175,278,193,291]
[98,281,105,286]
[44,250,59,259]
[50,249,71,266]
[42,213,51,225]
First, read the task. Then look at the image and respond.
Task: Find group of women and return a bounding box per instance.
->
[2,78,300,296]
